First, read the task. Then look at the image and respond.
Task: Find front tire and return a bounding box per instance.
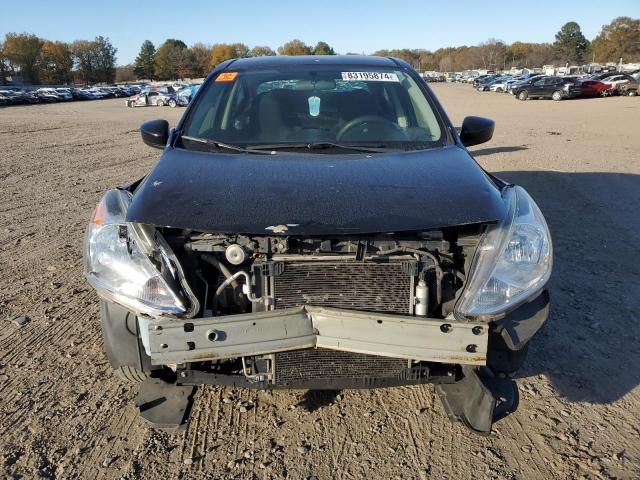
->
[156,100,165,107]
[168,99,177,108]
[115,366,148,383]
[628,89,637,97]
[518,90,528,101]
[552,90,563,101]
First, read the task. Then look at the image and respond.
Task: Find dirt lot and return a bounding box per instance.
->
[0,85,638,480]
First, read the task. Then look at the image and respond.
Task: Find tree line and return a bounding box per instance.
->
[0,33,117,85]
[1,16,637,85]
[126,39,335,81]
[374,18,640,72]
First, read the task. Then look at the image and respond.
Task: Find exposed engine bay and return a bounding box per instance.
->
[169,226,483,320]
[138,226,487,390]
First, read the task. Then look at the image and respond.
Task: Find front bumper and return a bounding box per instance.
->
[146,306,489,366]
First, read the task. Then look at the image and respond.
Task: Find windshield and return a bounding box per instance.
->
[181,67,446,151]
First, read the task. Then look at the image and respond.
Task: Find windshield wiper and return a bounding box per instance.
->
[247,142,392,153]
[180,135,272,154]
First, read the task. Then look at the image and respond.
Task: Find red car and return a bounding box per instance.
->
[577,80,612,97]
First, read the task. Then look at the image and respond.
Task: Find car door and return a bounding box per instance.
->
[530,78,546,95]
[546,78,563,97]
[147,92,159,105]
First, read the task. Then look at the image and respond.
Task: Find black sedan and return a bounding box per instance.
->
[84,55,552,434]
[513,76,577,101]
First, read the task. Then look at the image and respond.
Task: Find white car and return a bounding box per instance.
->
[601,75,634,88]
[489,79,510,92]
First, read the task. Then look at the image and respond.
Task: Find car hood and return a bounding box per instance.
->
[126,145,507,235]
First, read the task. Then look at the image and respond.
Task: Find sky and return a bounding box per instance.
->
[1,1,638,65]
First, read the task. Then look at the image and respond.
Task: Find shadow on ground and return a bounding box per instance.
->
[492,170,640,404]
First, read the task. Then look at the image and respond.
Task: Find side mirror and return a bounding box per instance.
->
[459,116,495,147]
[140,119,169,149]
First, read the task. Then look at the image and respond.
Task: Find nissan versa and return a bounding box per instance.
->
[84,56,552,433]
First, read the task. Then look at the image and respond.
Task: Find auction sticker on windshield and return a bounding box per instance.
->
[341,72,399,82]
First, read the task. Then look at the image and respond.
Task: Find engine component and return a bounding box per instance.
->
[225,244,246,265]
[415,279,429,316]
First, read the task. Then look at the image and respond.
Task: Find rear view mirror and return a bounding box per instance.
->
[459,116,495,147]
[140,119,169,149]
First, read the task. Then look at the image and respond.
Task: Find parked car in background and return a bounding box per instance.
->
[34,91,58,103]
[0,90,26,105]
[176,85,201,106]
[37,88,70,101]
[125,90,175,107]
[489,77,512,92]
[85,88,109,99]
[601,74,637,90]
[55,88,74,100]
[513,76,576,101]
[506,74,544,94]
[616,79,639,96]
[575,79,612,97]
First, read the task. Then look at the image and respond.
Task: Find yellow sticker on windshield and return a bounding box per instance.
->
[216,72,238,82]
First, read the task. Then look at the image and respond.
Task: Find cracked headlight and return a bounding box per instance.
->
[84,189,196,317]
[455,185,552,319]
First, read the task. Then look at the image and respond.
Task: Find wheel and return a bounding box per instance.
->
[168,99,177,108]
[518,90,528,101]
[496,87,503,93]
[628,89,637,97]
[156,100,165,107]
[114,366,148,383]
[551,90,563,101]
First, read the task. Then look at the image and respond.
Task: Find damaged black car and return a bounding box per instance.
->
[84,55,552,433]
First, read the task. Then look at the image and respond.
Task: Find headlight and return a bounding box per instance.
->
[84,189,197,317]
[455,186,552,319]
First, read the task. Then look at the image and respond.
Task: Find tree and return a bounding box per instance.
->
[249,45,276,57]
[313,41,335,55]
[231,43,250,59]
[39,41,73,84]
[154,39,187,80]
[277,39,311,56]
[554,22,590,64]
[175,48,197,79]
[116,64,136,83]
[134,40,156,80]
[591,17,640,63]
[209,43,237,69]
[0,42,12,85]
[476,38,507,70]
[3,33,43,84]
[190,42,212,77]
[93,36,117,83]
[208,43,249,69]
[72,40,97,85]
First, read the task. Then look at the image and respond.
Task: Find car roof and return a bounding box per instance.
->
[226,55,402,70]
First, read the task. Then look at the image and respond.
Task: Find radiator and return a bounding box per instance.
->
[269,259,415,314]
[263,258,416,383]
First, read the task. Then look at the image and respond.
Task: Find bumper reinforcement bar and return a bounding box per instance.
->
[147,306,489,366]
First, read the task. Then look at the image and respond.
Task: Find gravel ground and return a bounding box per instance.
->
[0,85,638,480]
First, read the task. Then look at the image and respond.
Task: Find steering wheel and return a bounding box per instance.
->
[336,115,404,142]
